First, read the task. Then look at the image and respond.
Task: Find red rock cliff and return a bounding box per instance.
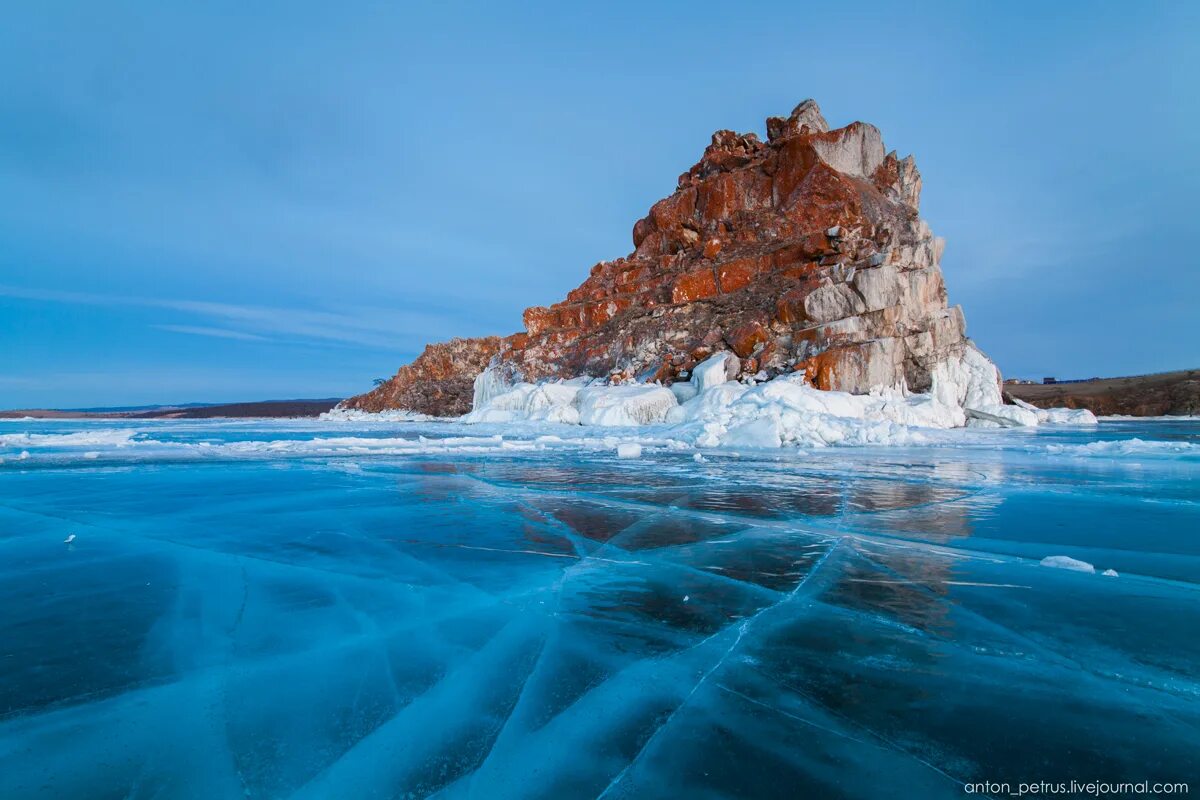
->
[345,100,979,416]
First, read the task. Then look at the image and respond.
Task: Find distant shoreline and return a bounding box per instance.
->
[0,398,343,420]
[1006,368,1199,417]
[6,367,1197,421]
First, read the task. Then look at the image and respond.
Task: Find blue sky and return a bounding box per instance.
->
[2,1,1196,407]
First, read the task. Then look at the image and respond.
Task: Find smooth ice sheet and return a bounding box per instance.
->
[0,416,1197,798]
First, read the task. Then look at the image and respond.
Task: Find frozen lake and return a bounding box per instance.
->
[1,416,1197,797]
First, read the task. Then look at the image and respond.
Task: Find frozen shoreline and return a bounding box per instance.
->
[12,358,1200,467]
[326,350,1098,451]
[6,415,1198,468]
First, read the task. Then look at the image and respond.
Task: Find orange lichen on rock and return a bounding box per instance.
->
[671,268,720,304]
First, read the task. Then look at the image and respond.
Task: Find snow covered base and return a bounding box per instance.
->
[461,379,678,427]
[461,347,1097,450]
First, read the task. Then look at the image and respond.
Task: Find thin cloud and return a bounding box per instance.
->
[153,324,269,342]
[0,284,460,350]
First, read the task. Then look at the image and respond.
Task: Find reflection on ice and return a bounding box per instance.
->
[0,417,1197,798]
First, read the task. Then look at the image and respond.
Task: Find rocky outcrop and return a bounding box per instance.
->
[349,337,501,416]
[345,100,994,416]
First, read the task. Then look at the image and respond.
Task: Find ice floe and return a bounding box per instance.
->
[0,429,140,448]
[615,443,643,459]
[2,411,1196,798]
[320,408,435,423]
[1040,555,1096,573]
[1046,438,1200,458]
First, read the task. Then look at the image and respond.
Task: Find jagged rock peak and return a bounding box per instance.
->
[766,97,830,142]
[344,99,991,417]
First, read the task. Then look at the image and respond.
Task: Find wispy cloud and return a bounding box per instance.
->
[0,284,465,351]
[158,299,433,349]
[152,324,269,342]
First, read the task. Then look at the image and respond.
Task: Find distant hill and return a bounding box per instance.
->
[0,399,343,420]
[69,402,221,412]
[1006,369,1199,416]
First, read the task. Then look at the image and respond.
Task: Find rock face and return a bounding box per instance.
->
[345,100,993,416]
[348,337,501,416]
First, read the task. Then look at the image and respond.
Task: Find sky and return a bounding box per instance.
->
[1,1,1197,407]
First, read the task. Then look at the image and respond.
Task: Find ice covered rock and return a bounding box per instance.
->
[669,381,698,404]
[463,360,1049,450]
[462,381,584,425]
[965,405,1040,428]
[1039,407,1100,425]
[577,385,678,426]
[471,365,512,411]
[667,382,748,424]
[342,337,502,417]
[932,344,1004,412]
[691,352,740,393]
[1009,396,1098,425]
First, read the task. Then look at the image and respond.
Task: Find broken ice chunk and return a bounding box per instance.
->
[1040,555,1095,573]
[1102,569,1119,577]
[64,533,76,544]
[616,443,643,459]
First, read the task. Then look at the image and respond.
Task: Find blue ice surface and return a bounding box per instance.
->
[0,416,1197,798]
